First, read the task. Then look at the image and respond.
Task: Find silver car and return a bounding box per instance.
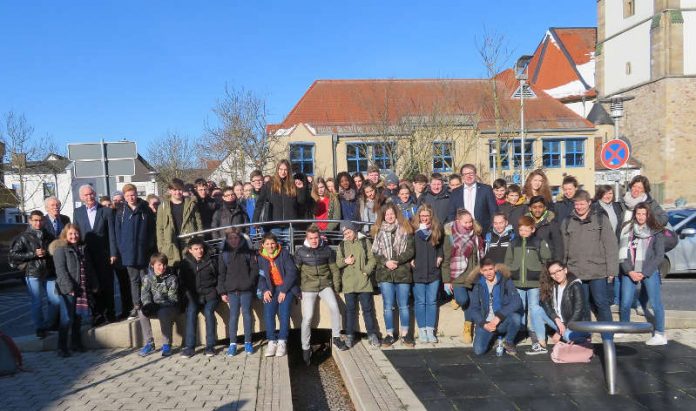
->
[661,208,696,276]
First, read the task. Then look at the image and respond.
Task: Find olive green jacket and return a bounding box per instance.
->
[374,234,415,284]
[156,197,202,265]
[441,222,482,288]
[336,236,376,293]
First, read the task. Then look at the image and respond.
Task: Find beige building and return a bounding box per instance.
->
[268,77,598,194]
[596,0,696,204]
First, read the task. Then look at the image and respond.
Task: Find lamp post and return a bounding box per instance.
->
[515,55,533,183]
[599,95,635,140]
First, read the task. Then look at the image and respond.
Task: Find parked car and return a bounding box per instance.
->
[0,223,28,282]
[661,208,696,277]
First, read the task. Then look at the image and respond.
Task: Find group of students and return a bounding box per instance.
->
[10,158,670,360]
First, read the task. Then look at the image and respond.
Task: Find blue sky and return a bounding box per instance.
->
[0,1,595,158]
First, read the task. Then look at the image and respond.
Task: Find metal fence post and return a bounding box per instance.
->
[288,222,295,255]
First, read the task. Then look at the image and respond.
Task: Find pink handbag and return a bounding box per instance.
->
[550,341,593,363]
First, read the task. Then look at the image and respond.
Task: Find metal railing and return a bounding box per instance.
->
[178,219,374,254]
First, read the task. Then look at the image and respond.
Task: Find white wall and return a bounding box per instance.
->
[603,0,654,39]
[684,11,696,75]
[3,172,76,218]
[563,100,595,118]
[603,20,652,95]
[682,0,696,8]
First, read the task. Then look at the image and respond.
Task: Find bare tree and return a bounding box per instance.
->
[0,111,60,214]
[200,86,275,181]
[146,131,198,188]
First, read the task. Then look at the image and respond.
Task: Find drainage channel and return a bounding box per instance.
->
[286,329,355,411]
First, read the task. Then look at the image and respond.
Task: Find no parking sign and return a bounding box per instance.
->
[600,139,630,170]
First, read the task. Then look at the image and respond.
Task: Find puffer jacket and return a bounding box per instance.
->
[9,227,53,278]
[412,230,443,284]
[217,241,259,294]
[211,202,249,238]
[562,210,619,280]
[50,240,98,295]
[179,253,218,303]
[295,239,340,292]
[529,210,564,261]
[373,232,415,284]
[441,222,483,288]
[468,265,523,326]
[504,235,552,289]
[540,274,588,325]
[484,225,515,264]
[336,235,376,293]
[257,247,300,296]
[141,268,179,307]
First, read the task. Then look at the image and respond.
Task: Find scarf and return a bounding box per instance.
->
[449,222,483,281]
[630,224,653,273]
[74,246,90,316]
[372,222,408,261]
[416,223,432,242]
[260,247,283,286]
[339,187,356,202]
[623,191,647,211]
[599,201,618,232]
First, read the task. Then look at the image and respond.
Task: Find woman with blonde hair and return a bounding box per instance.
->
[523,169,552,204]
[371,203,415,347]
[311,177,341,231]
[410,204,444,343]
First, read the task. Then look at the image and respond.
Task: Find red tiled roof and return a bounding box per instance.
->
[270,76,594,134]
[528,28,596,101]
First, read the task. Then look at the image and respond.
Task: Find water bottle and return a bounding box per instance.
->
[495,337,504,357]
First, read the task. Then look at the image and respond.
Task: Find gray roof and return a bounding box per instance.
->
[1,153,71,175]
[587,103,614,125]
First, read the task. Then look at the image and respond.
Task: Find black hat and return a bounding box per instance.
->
[340,221,359,233]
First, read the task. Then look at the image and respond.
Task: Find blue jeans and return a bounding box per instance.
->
[516,288,540,332]
[453,286,471,321]
[25,277,60,331]
[58,294,83,350]
[611,275,641,308]
[413,280,440,329]
[263,289,294,341]
[620,271,664,333]
[379,282,411,335]
[227,291,253,343]
[582,279,613,340]
[345,292,377,336]
[535,307,590,343]
[473,313,521,355]
[184,293,218,349]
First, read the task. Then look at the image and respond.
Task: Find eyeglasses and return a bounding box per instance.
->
[549,268,565,276]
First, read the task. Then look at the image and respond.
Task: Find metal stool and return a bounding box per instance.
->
[568,321,653,395]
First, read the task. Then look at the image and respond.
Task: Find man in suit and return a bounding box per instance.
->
[73,184,118,325]
[447,164,498,231]
[43,196,71,241]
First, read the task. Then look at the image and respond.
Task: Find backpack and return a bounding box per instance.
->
[662,229,678,253]
[0,331,22,375]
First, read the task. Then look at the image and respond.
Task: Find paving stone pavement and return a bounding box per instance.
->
[0,344,291,411]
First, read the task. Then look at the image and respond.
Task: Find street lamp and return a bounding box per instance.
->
[147,171,159,196]
[515,55,533,182]
[598,95,635,139]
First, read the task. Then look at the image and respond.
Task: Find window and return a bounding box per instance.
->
[289,143,314,175]
[623,0,635,18]
[346,143,369,173]
[433,142,453,172]
[542,139,562,168]
[488,139,510,170]
[513,139,534,169]
[565,139,585,167]
[11,183,22,198]
[43,182,56,199]
[372,143,395,171]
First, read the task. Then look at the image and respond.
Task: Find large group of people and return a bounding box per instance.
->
[9,160,671,362]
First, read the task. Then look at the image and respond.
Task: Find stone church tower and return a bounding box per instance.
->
[596,0,696,204]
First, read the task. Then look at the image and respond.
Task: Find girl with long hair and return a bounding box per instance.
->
[371,203,415,347]
[311,177,341,231]
[619,202,667,345]
[410,204,444,343]
[336,171,358,221]
[523,169,552,204]
[356,181,383,233]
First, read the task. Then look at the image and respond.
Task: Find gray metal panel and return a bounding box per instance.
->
[73,161,104,178]
[68,141,137,161]
[106,159,136,175]
[105,142,137,159]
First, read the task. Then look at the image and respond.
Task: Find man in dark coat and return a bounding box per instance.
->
[447,164,498,230]
[43,196,70,240]
[73,184,118,325]
[419,173,450,223]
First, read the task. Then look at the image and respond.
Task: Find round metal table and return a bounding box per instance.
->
[568,321,654,395]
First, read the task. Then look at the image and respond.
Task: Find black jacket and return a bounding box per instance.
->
[483,226,515,264]
[196,195,219,230]
[419,189,450,224]
[553,197,575,223]
[217,242,259,293]
[592,201,625,240]
[412,231,443,283]
[532,211,564,261]
[252,181,310,226]
[50,240,98,295]
[211,202,249,238]
[180,253,219,303]
[541,275,588,325]
[9,227,53,278]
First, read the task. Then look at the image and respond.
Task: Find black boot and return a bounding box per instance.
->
[302,349,311,365]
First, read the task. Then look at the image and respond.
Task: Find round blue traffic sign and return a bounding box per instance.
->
[600,139,630,170]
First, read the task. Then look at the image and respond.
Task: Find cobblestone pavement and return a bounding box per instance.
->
[0,347,267,411]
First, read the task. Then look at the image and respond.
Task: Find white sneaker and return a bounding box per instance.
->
[635,306,645,316]
[265,341,277,357]
[275,340,287,357]
[646,333,668,346]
